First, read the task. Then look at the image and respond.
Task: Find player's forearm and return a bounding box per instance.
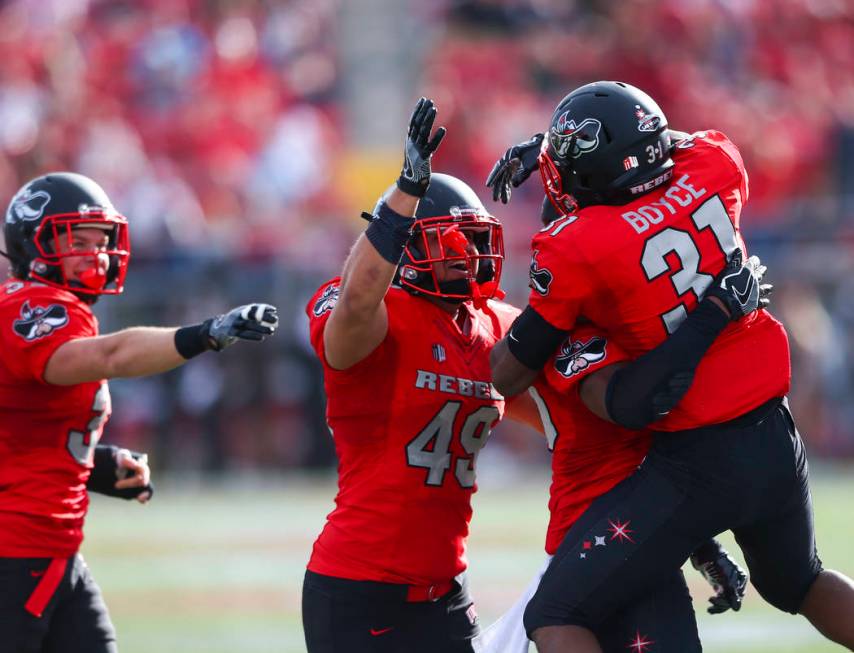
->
[604,299,730,429]
[95,327,186,378]
[336,234,399,320]
[44,327,185,385]
[325,189,421,370]
[337,189,419,318]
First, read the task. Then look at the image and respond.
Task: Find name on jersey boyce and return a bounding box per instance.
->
[621,173,708,234]
[415,370,503,400]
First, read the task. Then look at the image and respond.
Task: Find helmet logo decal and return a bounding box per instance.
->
[8,188,51,223]
[313,283,340,317]
[529,250,553,296]
[554,336,607,378]
[549,114,601,159]
[634,105,661,132]
[12,301,69,341]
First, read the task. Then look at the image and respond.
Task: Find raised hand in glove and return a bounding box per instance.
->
[691,540,748,614]
[397,97,446,197]
[485,133,544,204]
[205,303,279,351]
[705,249,773,320]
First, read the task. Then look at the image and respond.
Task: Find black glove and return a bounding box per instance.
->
[485,133,544,204]
[204,303,279,351]
[704,250,772,320]
[649,369,695,420]
[691,541,748,614]
[87,445,154,501]
[397,97,446,197]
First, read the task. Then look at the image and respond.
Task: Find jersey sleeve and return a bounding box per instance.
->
[526,220,590,331]
[684,130,749,220]
[305,277,397,377]
[0,291,97,383]
[542,324,630,395]
[484,299,521,339]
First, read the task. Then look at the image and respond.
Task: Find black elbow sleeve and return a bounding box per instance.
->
[506,306,568,371]
[605,369,656,430]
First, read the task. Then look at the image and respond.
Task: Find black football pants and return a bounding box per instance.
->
[525,397,822,636]
[0,553,116,653]
[302,570,479,653]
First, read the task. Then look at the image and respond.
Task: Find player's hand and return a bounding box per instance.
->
[204,303,279,351]
[667,129,692,151]
[705,250,772,320]
[115,449,152,504]
[397,97,446,197]
[650,370,695,420]
[87,445,154,501]
[691,545,748,614]
[486,133,544,204]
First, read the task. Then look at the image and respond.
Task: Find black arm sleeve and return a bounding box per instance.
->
[506,305,568,371]
[605,299,729,429]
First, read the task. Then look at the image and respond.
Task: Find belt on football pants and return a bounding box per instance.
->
[405,579,455,602]
[25,557,68,617]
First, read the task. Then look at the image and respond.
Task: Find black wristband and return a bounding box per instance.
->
[174,321,211,359]
[364,201,416,264]
[396,176,428,197]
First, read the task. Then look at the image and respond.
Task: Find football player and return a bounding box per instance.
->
[302,98,529,653]
[487,81,854,652]
[302,98,749,653]
[475,202,763,653]
[0,172,278,653]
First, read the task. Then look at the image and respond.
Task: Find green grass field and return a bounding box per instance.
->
[82,461,854,653]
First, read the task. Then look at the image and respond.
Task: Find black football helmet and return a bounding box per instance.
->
[3,172,130,300]
[394,173,504,305]
[538,81,674,215]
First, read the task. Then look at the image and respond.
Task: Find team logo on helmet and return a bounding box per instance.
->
[12,301,69,341]
[554,336,606,378]
[529,250,553,296]
[313,284,340,317]
[549,114,601,159]
[634,105,661,133]
[7,188,51,223]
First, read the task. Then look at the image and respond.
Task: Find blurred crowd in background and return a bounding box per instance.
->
[1,0,853,472]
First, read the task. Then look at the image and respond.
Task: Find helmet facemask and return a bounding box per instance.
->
[398,209,504,307]
[30,208,130,298]
[538,137,581,217]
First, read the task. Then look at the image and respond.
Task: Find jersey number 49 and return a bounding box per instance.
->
[406,401,499,489]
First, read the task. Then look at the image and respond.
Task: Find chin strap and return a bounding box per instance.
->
[471,280,505,310]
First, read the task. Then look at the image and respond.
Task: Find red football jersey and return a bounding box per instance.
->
[530,326,650,555]
[0,280,111,557]
[528,131,790,430]
[306,279,516,586]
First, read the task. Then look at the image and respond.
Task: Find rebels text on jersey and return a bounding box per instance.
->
[528,131,790,430]
[530,326,650,554]
[306,279,516,587]
[0,280,110,557]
